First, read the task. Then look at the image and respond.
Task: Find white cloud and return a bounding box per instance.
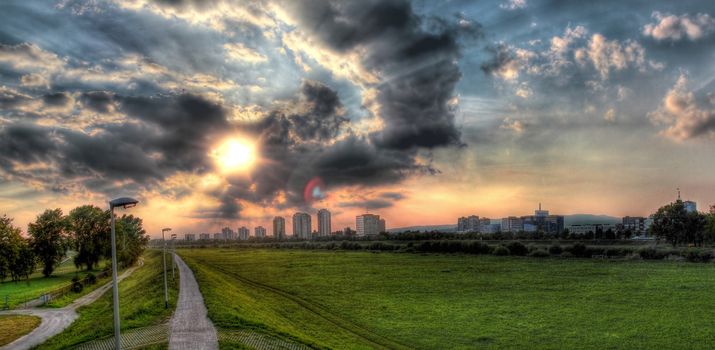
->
[604,108,615,122]
[643,12,715,41]
[575,34,646,79]
[501,118,524,134]
[649,73,715,141]
[500,0,526,10]
[224,43,268,64]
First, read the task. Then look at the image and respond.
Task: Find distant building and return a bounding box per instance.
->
[569,224,617,235]
[520,204,564,234]
[255,226,266,238]
[317,209,331,237]
[622,216,647,236]
[501,216,523,232]
[213,232,222,240]
[221,227,235,240]
[273,216,286,240]
[457,215,479,232]
[479,219,501,234]
[292,212,312,239]
[344,227,355,236]
[185,233,196,241]
[356,214,384,236]
[684,200,697,213]
[238,226,249,240]
[199,233,210,240]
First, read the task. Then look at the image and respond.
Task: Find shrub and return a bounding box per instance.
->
[85,272,97,285]
[71,276,83,293]
[560,251,574,258]
[493,246,510,256]
[570,243,587,257]
[638,247,667,260]
[466,242,492,255]
[529,249,549,258]
[548,245,562,255]
[684,249,714,263]
[506,241,528,256]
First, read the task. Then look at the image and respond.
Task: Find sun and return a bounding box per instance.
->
[212,138,257,173]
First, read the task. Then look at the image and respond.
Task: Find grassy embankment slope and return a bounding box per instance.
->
[36,250,179,349]
[180,248,715,349]
[0,315,41,346]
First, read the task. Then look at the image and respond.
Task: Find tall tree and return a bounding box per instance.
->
[28,209,69,277]
[0,215,23,282]
[651,200,706,246]
[68,205,110,270]
[116,214,149,267]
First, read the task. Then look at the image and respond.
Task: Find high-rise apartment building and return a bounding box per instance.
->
[501,216,523,232]
[356,214,385,236]
[293,212,312,239]
[255,226,266,238]
[221,227,235,240]
[273,216,286,240]
[238,226,249,240]
[199,233,210,240]
[622,216,647,236]
[185,233,196,241]
[317,209,331,236]
[457,215,479,232]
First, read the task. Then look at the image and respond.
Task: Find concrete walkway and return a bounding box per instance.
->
[0,264,140,350]
[169,254,218,350]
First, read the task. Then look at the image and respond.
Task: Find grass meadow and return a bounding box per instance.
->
[0,314,41,346]
[0,253,109,309]
[179,248,715,349]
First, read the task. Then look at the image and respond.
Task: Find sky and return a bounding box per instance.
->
[1,0,714,237]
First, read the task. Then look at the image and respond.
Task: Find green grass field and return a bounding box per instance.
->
[36,250,179,349]
[179,248,715,349]
[0,253,109,309]
[0,315,41,346]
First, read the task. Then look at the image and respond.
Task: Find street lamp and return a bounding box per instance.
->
[161,228,171,308]
[109,197,138,350]
[171,234,177,280]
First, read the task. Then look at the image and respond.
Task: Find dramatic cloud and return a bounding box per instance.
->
[649,73,715,141]
[643,12,715,41]
[280,0,478,150]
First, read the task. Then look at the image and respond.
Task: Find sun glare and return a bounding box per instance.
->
[213,138,256,173]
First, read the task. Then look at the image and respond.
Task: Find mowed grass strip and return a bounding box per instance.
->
[36,250,179,349]
[179,248,715,349]
[0,314,41,346]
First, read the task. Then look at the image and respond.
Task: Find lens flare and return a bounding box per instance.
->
[303,177,326,203]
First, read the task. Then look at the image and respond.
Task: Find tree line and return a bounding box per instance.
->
[0,205,148,283]
[651,200,715,247]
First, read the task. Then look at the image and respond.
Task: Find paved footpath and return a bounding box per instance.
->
[169,254,218,350]
[0,264,140,350]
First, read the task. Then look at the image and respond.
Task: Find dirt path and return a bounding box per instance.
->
[0,264,140,350]
[169,254,218,350]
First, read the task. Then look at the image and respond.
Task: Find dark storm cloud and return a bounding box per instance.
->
[289,80,348,141]
[0,123,58,167]
[80,91,115,113]
[42,92,72,107]
[284,0,478,150]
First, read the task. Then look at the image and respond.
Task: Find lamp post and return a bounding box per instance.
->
[162,228,171,308]
[171,234,176,280]
[109,197,138,350]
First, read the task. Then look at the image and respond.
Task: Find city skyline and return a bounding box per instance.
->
[1,1,715,238]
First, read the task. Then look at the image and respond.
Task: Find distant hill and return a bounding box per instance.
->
[388,214,621,233]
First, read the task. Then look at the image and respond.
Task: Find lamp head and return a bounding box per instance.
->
[162,228,172,232]
[109,197,139,209]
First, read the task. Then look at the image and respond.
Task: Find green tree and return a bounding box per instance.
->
[704,212,715,244]
[28,208,69,277]
[115,214,149,267]
[12,243,36,282]
[651,200,707,246]
[0,215,24,282]
[69,205,110,270]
